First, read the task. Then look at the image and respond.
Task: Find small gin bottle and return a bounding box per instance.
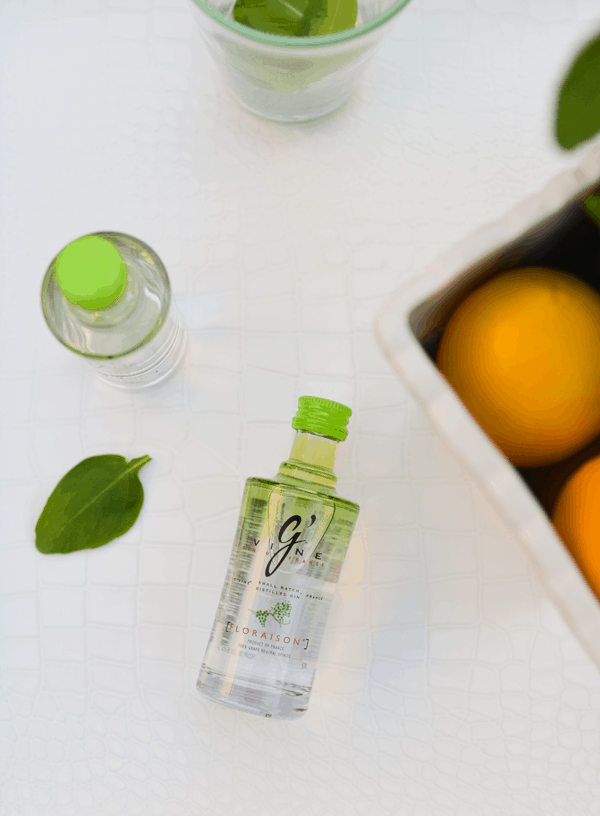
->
[41,232,186,389]
[196,396,360,720]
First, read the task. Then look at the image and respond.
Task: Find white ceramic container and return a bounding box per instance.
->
[375,142,600,672]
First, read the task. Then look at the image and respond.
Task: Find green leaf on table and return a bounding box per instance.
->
[556,32,600,150]
[35,454,151,554]
[233,0,356,37]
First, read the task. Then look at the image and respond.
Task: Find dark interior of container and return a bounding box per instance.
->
[418,192,600,519]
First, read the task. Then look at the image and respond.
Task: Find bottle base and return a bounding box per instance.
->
[196,666,310,720]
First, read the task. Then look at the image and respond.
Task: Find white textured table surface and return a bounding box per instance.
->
[2,1,600,813]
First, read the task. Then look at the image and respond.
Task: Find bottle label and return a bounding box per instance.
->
[207,484,345,676]
[263,488,335,576]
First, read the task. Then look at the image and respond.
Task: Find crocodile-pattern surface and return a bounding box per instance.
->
[2,0,600,813]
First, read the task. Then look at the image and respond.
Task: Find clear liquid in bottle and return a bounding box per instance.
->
[196,397,360,719]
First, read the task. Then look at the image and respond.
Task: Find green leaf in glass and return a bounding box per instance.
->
[35,454,151,554]
[233,0,317,36]
[305,0,358,36]
[556,32,600,150]
[233,0,356,37]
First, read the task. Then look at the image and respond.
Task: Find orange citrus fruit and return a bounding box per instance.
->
[552,455,600,599]
[436,267,600,468]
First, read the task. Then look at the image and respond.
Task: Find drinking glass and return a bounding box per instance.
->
[188,0,412,122]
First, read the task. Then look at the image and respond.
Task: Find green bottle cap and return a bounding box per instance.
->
[292,396,352,442]
[54,235,127,310]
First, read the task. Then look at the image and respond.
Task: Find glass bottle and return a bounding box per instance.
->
[196,396,361,720]
[41,232,186,389]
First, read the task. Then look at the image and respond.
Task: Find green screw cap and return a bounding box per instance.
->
[292,396,352,442]
[55,235,127,310]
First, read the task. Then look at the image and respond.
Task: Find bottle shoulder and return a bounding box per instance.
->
[41,233,171,358]
[244,476,360,513]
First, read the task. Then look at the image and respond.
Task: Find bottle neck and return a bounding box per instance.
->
[277,430,339,491]
[65,269,141,328]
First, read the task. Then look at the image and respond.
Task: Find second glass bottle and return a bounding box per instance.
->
[41,232,186,389]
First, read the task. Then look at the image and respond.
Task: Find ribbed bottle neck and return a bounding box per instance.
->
[66,270,141,328]
[277,431,339,490]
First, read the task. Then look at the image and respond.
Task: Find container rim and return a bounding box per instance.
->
[374,141,600,672]
[189,0,412,48]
